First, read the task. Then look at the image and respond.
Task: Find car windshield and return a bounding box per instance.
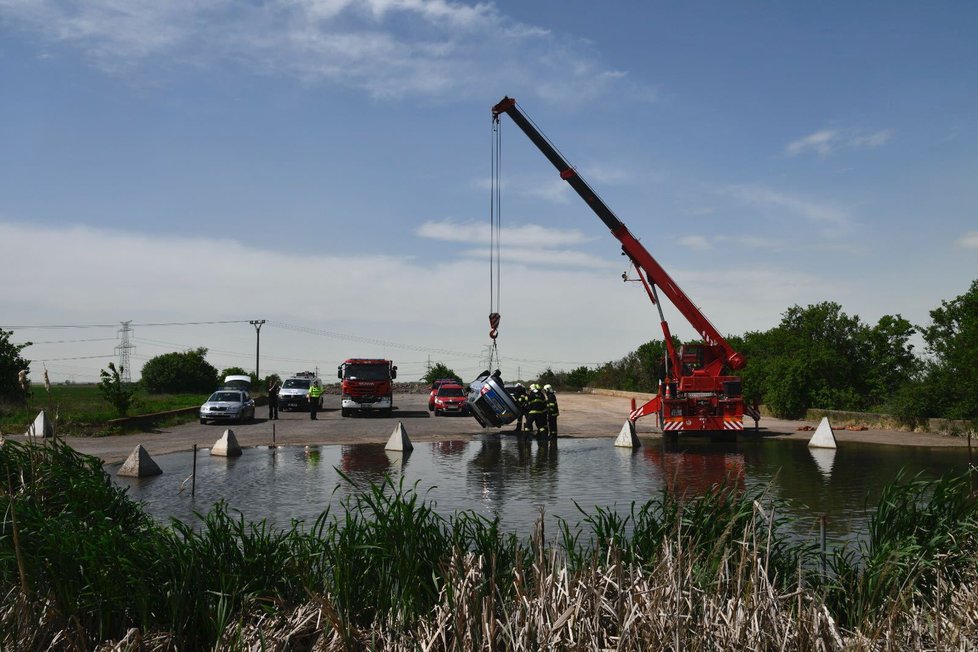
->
[437,387,465,397]
[344,365,390,380]
[208,392,242,403]
[283,379,311,389]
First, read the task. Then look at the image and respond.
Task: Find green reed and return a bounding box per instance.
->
[1,438,976,650]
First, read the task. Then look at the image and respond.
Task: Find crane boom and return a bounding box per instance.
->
[492,96,755,435]
[492,97,744,372]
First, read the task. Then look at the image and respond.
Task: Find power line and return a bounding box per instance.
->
[18,337,117,345]
[8,320,252,329]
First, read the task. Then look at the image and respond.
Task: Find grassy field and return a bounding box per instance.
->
[0,384,209,435]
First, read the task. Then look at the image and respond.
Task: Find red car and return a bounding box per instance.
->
[432,383,468,416]
[428,378,459,411]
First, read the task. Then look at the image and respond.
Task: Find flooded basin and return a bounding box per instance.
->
[114,435,972,545]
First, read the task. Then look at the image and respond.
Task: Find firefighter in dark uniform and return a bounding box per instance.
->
[511,383,527,433]
[526,383,548,437]
[544,384,559,439]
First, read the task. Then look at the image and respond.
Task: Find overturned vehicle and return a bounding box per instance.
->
[465,370,522,428]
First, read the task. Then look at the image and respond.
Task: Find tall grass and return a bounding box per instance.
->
[0,439,976,650]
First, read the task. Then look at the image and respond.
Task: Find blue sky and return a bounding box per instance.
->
[1,1,976,384]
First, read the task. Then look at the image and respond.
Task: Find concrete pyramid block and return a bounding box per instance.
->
[25,410,54,440]
[385,421,413,451]
[614,420,640,448]
[808,417,838,449]
[211,429,243,457]
[117,445,163,477]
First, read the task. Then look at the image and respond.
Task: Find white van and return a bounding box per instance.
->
[279,371,323,411]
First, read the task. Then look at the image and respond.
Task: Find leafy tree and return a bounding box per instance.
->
[537,367,559,388]
[863,314,921,407]
[141,348,218,394]
[591,339,675,392]
[422,363,462,385]
[0,328,32,403]
[565,365,596,390]
[920,279,978,420]
[737,302,872,418]
[99,363,138,417]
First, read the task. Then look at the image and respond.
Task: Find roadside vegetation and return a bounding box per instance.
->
[3,279,976,435]
[1,438,976,650]
[541,280,978,429]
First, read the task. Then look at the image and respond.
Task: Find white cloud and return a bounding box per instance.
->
[0,0,649,102]
[677,235,712,251]
[785,128,893,157]
[726,184,851,228]
[678,234,785,252]
[458,246,619,270]
[957,231,978,249]
[416,219,591,247]
[785,130,838,157]
[3,219,826,382]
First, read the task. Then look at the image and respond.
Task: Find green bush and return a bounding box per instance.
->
[141,348,218,394]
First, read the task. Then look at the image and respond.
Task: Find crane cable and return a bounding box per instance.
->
[487,112,503,371]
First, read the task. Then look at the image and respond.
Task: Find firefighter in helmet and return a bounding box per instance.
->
[544,384,559,439]
[511,382,528,433]
[526,383,548,437]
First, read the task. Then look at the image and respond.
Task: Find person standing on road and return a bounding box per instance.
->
[267,380,280,420]
[308,383,324,420]
[544,384,559,439]
[526,384,548,437]
[511,383,527,433]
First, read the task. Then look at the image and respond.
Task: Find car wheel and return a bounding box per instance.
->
[200,418,207,425]
[341,408,350,417]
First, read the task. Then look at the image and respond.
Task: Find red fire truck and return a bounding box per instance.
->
[337,358,397,417]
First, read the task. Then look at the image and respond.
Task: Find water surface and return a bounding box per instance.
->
[114,435,971,546]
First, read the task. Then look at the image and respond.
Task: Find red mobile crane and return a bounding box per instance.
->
[492,97,759,435]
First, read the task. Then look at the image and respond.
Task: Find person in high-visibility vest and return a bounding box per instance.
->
[308,383,324,420]
[544,384,559,439]
[526,383,548,437]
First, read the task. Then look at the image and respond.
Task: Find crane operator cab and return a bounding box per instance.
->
[466,369,522,427]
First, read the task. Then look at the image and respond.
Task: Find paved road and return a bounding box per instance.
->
[54,392,646,464]
[17,392,967,465]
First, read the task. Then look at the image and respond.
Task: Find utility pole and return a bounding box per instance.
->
[249,320,266,380]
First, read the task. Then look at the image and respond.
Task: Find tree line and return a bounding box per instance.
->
[537,280,978,425]
[2,280,975,423]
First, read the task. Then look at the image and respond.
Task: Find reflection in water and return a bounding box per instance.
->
[809,447,837,480]
[340,443,393,484]
[643,445,744,496]
[116,436,971,547]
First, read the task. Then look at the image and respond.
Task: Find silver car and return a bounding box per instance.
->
[200,390,256,425]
